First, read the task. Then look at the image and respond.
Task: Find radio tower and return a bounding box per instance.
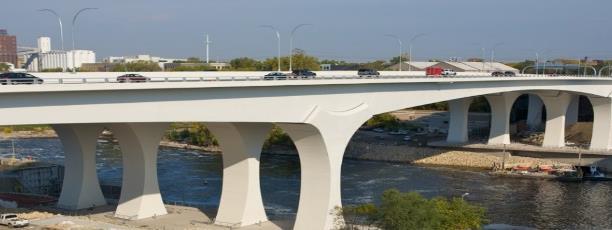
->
[205,34,211,64]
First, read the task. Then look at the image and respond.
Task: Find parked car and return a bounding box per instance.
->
[504,71,516,76]
[0,213,29,228]
[0,72,44,85]
[264,72,289,80]
[292,69,316,78]
[117,74,150,83]
[357,69,380,77]
[441,69,457,76]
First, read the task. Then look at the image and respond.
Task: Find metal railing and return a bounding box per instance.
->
[1,73,611,86]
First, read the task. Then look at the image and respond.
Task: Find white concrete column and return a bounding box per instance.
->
[526,94,544,130]
[485,93,520,145]
[589,97,612,150]
[538,93,573,147]
[52,124,106,210]
[205,122,272,227]
[447,97,473,143]
[279,105,372,230]
[566,94,580,127]
[109,123,169,220]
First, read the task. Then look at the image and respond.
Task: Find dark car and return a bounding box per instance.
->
[358,69,380,77]
[0,72,44,85]
[491,71,504,77]
[264,72,288,80]
[117,74,150,83]
[504,71,516,76]
[292,69,316,78]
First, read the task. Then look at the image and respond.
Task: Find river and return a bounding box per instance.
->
[2,138,612,229]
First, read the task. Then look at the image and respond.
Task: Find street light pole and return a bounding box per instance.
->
[490,42,504,71]
[384,34,402,71]
[71,7,98,73]
[289,24,312,72]
[408,33,426,72]
[38,9,65,71]
[260,25,281,72]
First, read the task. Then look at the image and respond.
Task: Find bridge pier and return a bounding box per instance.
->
[539,92,572,148]
[526,95,544,130]
[109,123,169,220]
[589,97,612,150]
[279,105,371,230]
[447,97,473,143]
[566,95,580,127]
[205,122,271,227]
[486,93,520,145]
[52,124,106,210]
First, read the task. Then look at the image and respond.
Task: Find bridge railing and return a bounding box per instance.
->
[1,73,609,85]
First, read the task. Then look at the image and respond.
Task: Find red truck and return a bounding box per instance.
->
[426,67,443,77]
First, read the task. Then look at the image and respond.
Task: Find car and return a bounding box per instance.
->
[0,72,44,85]
[491,71,504,77]
[403,135,412,141]
[0,213,29,228]
[357,69,380,77]
[441,69,457,76]
[117,74,150,83]
[504,71,516,76]
[264,72,289,80]
[292,69,316,78]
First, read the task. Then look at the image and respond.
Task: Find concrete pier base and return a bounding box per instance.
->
[539,92,572,148]
[590,97,612,150]
[447,97,473,143]
[109,123,169,220]
[486,93,520,145]
[206,122,271,227]
[53,124,106,210]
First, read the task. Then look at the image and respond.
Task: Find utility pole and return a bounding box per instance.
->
[205,34,211,64]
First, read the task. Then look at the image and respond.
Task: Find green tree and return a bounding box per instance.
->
[389,55,408,65]
[341,189,486,230]
[366,113,401,130]
[112,61,162,72]
[171,65,217,71]
[261,50,320,71]
[229,57,262,71]
[0,63,9,72]
[359,60,387,71]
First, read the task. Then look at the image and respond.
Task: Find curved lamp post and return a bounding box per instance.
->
[408,33,426,72]
[384,34,403,71]
[489,42,504,71]
[71,7,98,73]
[259,25,281,72]
[289,24,312,72]
[38,9,64,51]
[599,65,612,77]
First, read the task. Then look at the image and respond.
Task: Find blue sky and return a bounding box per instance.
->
[2,0,612,62]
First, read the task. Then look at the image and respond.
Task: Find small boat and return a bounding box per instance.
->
[581,166,612,181]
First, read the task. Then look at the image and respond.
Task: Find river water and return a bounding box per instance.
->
[2,138,612,229]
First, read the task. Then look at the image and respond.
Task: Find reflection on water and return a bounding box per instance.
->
[3,138,612,229]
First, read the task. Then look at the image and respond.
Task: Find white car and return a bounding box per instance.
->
[441,69,457,76]
[0,214,29,228]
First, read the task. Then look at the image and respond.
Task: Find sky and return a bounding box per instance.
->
[2,0,612,62]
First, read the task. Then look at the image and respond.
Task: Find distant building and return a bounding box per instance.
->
[104,55,186,70]
[432,61,518,73]
[0,29,17,66]
[388,61,437,71]
[20,37,95,72]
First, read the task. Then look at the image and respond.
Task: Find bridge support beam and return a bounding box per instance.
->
[447,97,473,143]
[486,93,520,145]
[52,124,106,210]
[526,95,544,130]
[109,123,169,220]
[278,105,371,230]
[205,122,271,227]
[589,97,612,150]
[539,93,572,148]
[566,95,580,127]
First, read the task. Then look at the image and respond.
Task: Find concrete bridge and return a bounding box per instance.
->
[3,72,612,229]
